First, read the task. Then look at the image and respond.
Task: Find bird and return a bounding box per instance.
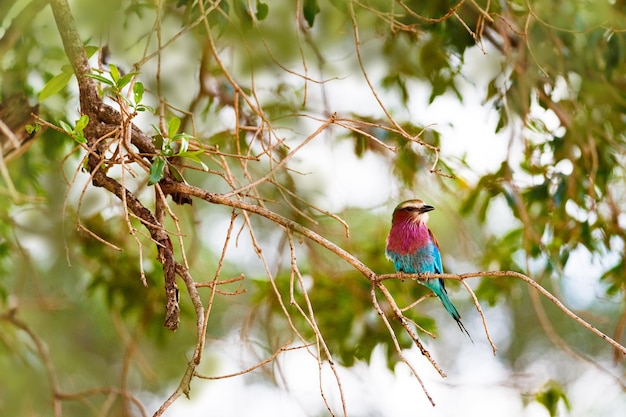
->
[385,199,472,340]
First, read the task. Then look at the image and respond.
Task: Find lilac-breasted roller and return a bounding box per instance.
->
[385,199,471,339]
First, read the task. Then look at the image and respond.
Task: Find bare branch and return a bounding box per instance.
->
[378,271,626,357]
[195,340,296,380]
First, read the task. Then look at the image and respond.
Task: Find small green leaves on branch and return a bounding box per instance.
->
[256,0,269,20]
[148,157,167,186]
[148,116,208,185]
[25,124,41,135]
[86,64,152,112]
[59,114,89,144]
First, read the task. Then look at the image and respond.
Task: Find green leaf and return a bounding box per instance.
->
[119,94,134,108]
[176,149,203,158]
[39,71,73,101]
[117,72,139,90]
[59,120,73,134]
[167,163,186,182]
[496,106,508,133]
[303,0,320,27]
[25,124,41,135]
[178,136,189,153]
[73,134,88,144]
[152,134,164,150]
[535,381,571,417]
[256,0,269,20]
[233,0,253,28]
[59,119,88,144]
[136,104,154,112]
[75,114,89,132]
[85,45,99,58]
[162,146,174,157]
[133,82,144,105]
[86,73,115,87]
[109,63,120,83]
[148,157,166,185]
[179,151,208,171]
[167,117,181,139]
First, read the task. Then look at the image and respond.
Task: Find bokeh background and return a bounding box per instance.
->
[1,0,625,416]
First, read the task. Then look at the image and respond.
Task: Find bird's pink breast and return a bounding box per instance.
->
[386,220,430,254]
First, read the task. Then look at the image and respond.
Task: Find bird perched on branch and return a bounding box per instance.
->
[385,199,471,340]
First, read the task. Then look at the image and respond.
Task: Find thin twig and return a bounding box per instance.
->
[1,310,63,417]
[195,340,296,380]
[460,280,496,355]
[223,113,337,198]
[287,231,347,416]
[378,271,626,357]
[370,283,436,406]
[375,282,446,376]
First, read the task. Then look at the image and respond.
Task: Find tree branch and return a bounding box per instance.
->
[160,179,374,278]
[378,271,626,358]
[49,0,181,330]
[49,0,99,115]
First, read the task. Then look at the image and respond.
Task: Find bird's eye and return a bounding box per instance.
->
[404,207,416,212]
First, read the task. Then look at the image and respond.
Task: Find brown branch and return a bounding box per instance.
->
[49,0,100,115]
[89,167,180,330]
[615,305,626,364]
[195,339,295,380]
[378,271,626,357]
[395,0,468,24]
[49,0,181,330]
[370,283,436,406]
[160,179,374,279]
[528,285,626,389]
[1,309,63,417]
[286,231,348,416]
[374,281,445,375]
[160,179,626,358]
[460,280,496,355]
[55,388,148,417]
[223,112,338,198]
[195,274,247,295]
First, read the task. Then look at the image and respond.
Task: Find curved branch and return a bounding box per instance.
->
[378,271,626,357]
[161,179,626,358]
[370,283,436,407]
[160,179,374,279]
[49,0,100,115]
[50,0,181,330]
[1,309,63,417]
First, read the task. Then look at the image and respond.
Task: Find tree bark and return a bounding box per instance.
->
[49,0,181,330]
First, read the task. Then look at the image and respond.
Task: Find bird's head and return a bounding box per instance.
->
[391,199,435,225]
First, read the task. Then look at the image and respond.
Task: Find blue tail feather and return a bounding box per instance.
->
[424,279,473,342]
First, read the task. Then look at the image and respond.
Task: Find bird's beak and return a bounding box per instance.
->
[419,205,435,213]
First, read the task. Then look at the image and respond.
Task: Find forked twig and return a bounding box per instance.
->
[370,283,436,407]
[460,280,496,355]
[375,282,446,377]
[286,231,347,416]
[195,340,296,380]
[378,271,626,357]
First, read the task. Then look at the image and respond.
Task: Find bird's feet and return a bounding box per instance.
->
[418,272,431,283]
